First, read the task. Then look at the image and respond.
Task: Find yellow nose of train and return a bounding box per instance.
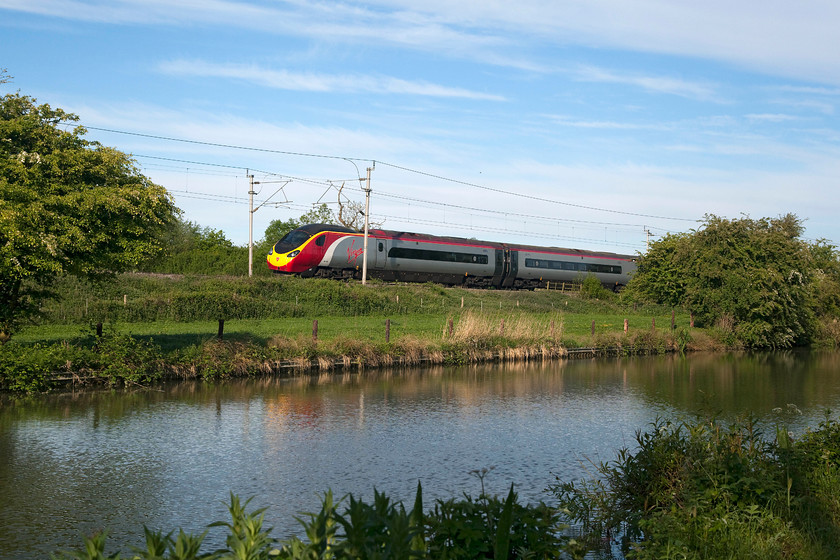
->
[266,248,298,272]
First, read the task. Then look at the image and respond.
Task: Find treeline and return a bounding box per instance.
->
[139,205,335,277]
[624,214,840,348]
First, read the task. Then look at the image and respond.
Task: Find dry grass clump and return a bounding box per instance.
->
[446,311,562,346]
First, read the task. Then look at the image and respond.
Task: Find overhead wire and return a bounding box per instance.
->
[132,152,673,239]
[83,124,697,224]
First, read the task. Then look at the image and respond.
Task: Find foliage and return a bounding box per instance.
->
[0,93,178,340]
[140,218,247,276]
[550,414,840,559]
[53,483,580,560]
[627,214,816,348]
[0,326,167,392]
[808,240,840,319]
[579,273,612,301]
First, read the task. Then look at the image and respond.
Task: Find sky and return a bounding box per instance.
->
[3,0,840,257]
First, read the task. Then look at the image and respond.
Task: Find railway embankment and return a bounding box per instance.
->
[2,272,717,393]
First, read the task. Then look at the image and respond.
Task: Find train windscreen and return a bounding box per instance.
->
[273,229,312,254]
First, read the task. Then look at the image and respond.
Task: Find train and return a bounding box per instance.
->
[266,223,637,290]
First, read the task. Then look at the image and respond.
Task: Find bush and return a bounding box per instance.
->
[550,415,840,559]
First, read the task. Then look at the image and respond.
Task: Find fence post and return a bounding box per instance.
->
[651,317,656,332]
[312,320,318,342]
[217,319,224,340]
[123,294,127,306]
[385,319,391,342]
[624,318,628,334]
[461,297,464,308]
[591,320,595,336]
[690,313,695,328]
[448,319,453,337]
[550,320,555,339]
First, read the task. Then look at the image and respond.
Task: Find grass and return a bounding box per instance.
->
[2,274,710,392]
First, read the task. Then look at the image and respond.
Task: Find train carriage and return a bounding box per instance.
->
[267,223,637,289]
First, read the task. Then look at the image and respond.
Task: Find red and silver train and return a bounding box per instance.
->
[267,224,637,289]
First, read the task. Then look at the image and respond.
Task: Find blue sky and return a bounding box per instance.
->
[3,0,840,255]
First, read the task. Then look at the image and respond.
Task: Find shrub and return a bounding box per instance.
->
[550,415,840,559]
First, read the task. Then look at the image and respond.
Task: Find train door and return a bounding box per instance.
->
[501,249,518,288]
[374,238,387,269]
[491,249,505,287]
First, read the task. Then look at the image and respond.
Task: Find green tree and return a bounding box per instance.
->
[627,214,814,348]
[0,93,178,340]
[139,217,247,275]
[808,239,840,318]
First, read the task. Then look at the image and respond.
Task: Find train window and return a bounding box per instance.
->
[315,235,326,247]
[378,242,384,252]
[388,247,488,264]
[525,258,621,274]
[273,230,312,253]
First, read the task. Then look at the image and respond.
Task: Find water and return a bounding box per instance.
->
[1,350,839,558]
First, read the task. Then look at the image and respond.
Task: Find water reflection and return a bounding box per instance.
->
[1,351,839,559]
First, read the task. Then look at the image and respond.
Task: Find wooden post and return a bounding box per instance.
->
[591,320,595,336]
[690,313,695,328]
[550,320,555,339]
[312,319,318,342]
[123,294,127,306]
[651,317,656,331]
[624,318,629,334]
[217,319,224,340]
[448,319,453,337]
[385,319,391,342]
[461,297,464,308]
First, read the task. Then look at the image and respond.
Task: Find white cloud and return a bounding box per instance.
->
[573,65,722,102]
[157,59,505,100]
[7,0,840,85]
[744,113,798,123]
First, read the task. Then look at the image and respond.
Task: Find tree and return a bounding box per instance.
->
[809,239,840,318]
[139,217,246,275]
[335,181,384,231]
[0,93,178,340]
[627,214,814,348]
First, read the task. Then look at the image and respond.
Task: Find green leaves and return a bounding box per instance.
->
[628,214,821,348]
[1,93,178,339]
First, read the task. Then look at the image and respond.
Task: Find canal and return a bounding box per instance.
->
[1,350,839,558]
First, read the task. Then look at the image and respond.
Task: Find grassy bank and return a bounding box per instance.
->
[3,273,710,392]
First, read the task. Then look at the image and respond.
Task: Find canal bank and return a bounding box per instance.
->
[2,318,697,392]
